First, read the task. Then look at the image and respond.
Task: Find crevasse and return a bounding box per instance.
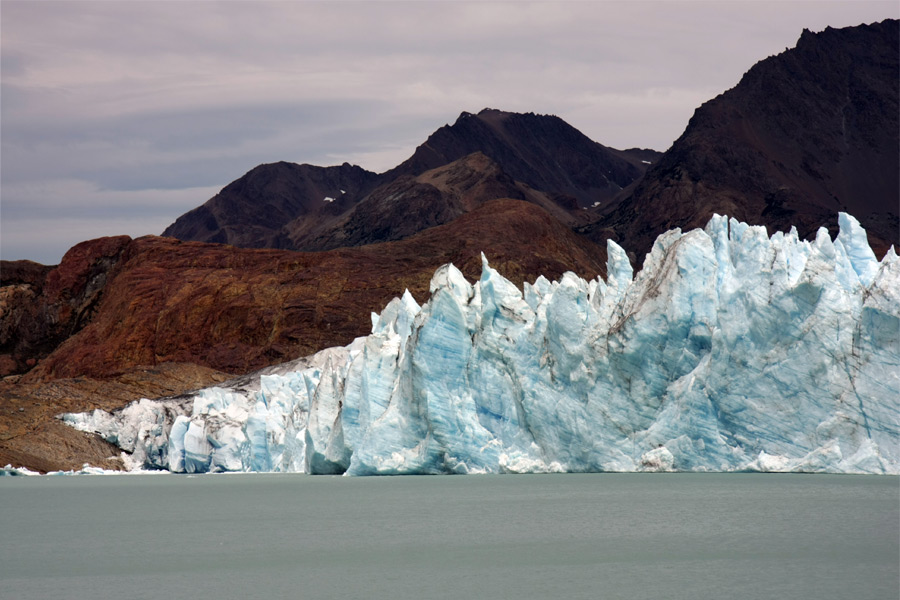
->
[62,214,900,475]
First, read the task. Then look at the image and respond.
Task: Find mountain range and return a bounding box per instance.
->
[162,108,659,251]
[1,19,897,472]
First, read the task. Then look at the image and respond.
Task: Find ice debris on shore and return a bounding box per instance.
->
[62,213,899,475]
[0,463,127,476]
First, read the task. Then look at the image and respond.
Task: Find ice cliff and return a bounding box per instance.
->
[63,214,900,475]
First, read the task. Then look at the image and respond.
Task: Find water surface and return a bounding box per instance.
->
[1,473,897,599]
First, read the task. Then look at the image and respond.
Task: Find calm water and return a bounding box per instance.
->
[0,473,897,600]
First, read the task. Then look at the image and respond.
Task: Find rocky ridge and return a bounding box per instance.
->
[584,19,899,261]
[163,109,660,252]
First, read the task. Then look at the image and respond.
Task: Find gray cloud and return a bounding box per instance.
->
[2,98,408,188]
[2,0,897,265]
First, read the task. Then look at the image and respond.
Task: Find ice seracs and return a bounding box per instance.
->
[62,213,900,475]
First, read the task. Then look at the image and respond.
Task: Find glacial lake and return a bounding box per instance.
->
[0,473,897,600]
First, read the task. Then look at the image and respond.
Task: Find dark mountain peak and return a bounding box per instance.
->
[587,18,898,261]
[474,107,532,123]
[233,160,371,188]
[386,108,650,207]
[162,160,380,249]
[475,107,552,120]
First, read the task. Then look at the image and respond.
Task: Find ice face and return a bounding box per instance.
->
[61,213,900,475]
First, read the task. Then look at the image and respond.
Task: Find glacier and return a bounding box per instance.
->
[62,213,900,475]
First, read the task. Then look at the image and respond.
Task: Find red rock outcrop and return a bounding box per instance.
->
[0,236,131,376]
[23,199,606,382]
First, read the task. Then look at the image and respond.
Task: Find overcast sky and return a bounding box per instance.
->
[2,1,897,265]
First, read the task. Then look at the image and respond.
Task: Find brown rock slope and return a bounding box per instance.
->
[584,19,899,261]
[0,363,231,473]
[26,199,607,382]
[0,236,131,377]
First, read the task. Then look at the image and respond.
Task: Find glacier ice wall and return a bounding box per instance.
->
[63,214,900,475]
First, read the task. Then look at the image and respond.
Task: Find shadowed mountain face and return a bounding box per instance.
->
[383,108,653,208]
[287,152,595,251]
[162,161,381,249]
[584,19,899,261]
[162,109,660,251]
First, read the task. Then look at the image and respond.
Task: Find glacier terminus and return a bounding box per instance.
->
[63,214,900,475]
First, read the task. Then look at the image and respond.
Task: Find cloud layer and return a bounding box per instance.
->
[2,1,897,264]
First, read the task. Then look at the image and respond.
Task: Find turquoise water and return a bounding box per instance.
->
[1,473,897,599]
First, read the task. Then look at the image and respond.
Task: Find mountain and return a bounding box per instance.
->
[381,108,654,208]
[162,109,660,251]
[165,17,897,264]
[287,152,591,251]
[584,19,899,261]
[162,161,381,249]
[65,214,899,475]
